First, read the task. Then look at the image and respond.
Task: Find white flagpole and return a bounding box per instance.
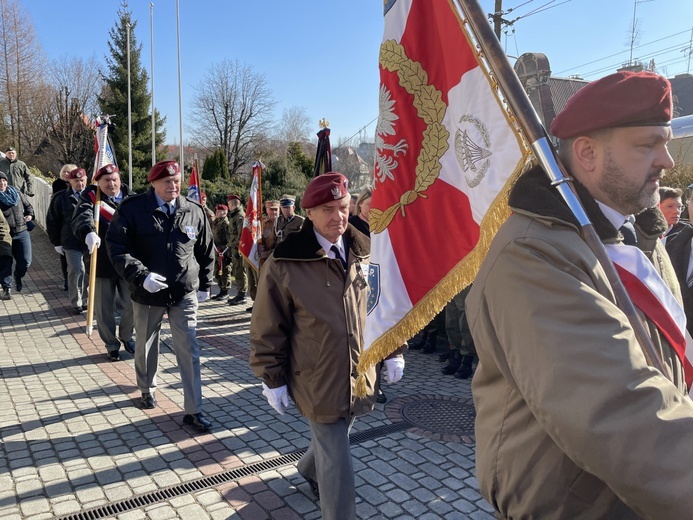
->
[127,22,133,190]
[150,2,156,167]
[176,0,184,176]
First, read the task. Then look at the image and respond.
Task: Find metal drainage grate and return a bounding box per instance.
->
[401,399,476,436]
[57,421,413,520]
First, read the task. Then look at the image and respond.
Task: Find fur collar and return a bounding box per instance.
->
[273,219,370,261]
[509,165,667,242]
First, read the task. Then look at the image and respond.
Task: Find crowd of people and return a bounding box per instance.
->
[5,69,693,519]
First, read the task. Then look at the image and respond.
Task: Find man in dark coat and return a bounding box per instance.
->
[106,161,215,432]
[47,166,89,314]
[72,164,135,361]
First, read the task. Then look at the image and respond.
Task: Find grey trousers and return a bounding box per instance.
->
[64,248,86,308]
[132,292,202,414]
[95,276,134,353]
[297,418,356,520]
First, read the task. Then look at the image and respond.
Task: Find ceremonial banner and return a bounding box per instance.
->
[92,116,117,180]
[239,161,264,271]
[357,0,530,389]
[187,166,201,203]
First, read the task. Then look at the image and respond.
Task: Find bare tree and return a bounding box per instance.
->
[189,59,275,178]
[276,105,311,144]
[0,0,46,155]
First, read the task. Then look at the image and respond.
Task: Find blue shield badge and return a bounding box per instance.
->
[185,226,197,239]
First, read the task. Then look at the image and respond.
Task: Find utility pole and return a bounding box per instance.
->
[494,0,503,40]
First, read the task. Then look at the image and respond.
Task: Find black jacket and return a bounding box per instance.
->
[72,185,134,279]
[0,190,34,235]
[46,188,86,251]
[106,187,215,306]
[665,222,693,336]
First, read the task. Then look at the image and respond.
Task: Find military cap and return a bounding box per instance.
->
[550,71,672,139]
[301,172,349,209]
[265,200,280,208]
[147,161,180,182]
[66,167,87,180]
[214,204,228,211]
[0,172,7,181]
[94,163,119,181]
[280,194,296,207]
[5,146,15,152]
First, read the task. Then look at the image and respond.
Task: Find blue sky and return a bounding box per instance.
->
[21,0,693,146]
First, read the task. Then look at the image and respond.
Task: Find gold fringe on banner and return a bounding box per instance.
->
[355,152,534,396]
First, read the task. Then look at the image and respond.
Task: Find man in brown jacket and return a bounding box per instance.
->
[249,173,404,520]
[467,71,693,519]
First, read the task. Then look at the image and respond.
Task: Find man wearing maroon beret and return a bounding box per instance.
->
[72,163,135,361]
[249,173,404,519]
[467,70,693,518]
[46,166,89,314]
[225,194,248,305]
[106,160,215,433]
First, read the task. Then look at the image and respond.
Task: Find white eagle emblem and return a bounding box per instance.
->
[375,85,408,184]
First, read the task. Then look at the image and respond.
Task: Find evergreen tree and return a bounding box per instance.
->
[98,1,166,185]
[202,149,229,181]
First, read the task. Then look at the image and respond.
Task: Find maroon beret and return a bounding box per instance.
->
[66,167,87,180]
[302,172,349,209]
[200,192,207,199]
[227,194,241,202]
[214,204,228,211]
[147,161,180,182]
[550,71,672,139]
[94,163,119,181]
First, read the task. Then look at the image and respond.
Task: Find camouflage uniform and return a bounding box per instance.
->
[212,215,232,294]
[227,206,247,296]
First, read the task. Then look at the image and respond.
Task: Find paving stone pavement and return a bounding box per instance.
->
[0,227,494,520]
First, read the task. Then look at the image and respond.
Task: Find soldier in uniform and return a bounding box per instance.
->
[258,200,280,268]
[200,192,215,226]
[275,194,304,243]
[211,204,232,300]
[226,194,248,305]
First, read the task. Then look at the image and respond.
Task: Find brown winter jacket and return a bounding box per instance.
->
[249,219,376,423]
[467,166,693,519]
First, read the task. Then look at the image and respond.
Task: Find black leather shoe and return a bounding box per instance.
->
[62,280,68,291]
[300,474,320,499]
[245,306,253,313]
[376,390,387,404]
[140,393,157,409]
[122,339,136,354]
[73,306,83,315]
[213,290,228,300]
[107,350,121,361]
[81,304,88,311]
[183,413,212,432]
[14,276,22,292]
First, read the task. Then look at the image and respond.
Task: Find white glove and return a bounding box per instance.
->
[143,272,168,293]
[384,357,405,384]
[196,290,210,302]
[262,383,290,415]
[54,245,64,255]
[85,232,101,253]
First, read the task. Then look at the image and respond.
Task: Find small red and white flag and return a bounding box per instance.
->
[187,166,201,203]
[357,0,530,386]
[239,161,264,271]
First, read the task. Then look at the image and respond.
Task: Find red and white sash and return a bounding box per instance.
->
[606,244,693,388]
[87,191,116,223]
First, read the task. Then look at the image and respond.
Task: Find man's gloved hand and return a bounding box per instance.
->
[54,245,64,255]
[196,290,210,303]
[143,272,168,293]
[384,357,405,384]
[262,383,290,415]
[85,232,101,253]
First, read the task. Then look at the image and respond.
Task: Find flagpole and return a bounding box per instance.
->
[150,2,156,167]
[175,0,184,176]
[455,0,669,378]
[127,22,133,191]
[86,186,101,337]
